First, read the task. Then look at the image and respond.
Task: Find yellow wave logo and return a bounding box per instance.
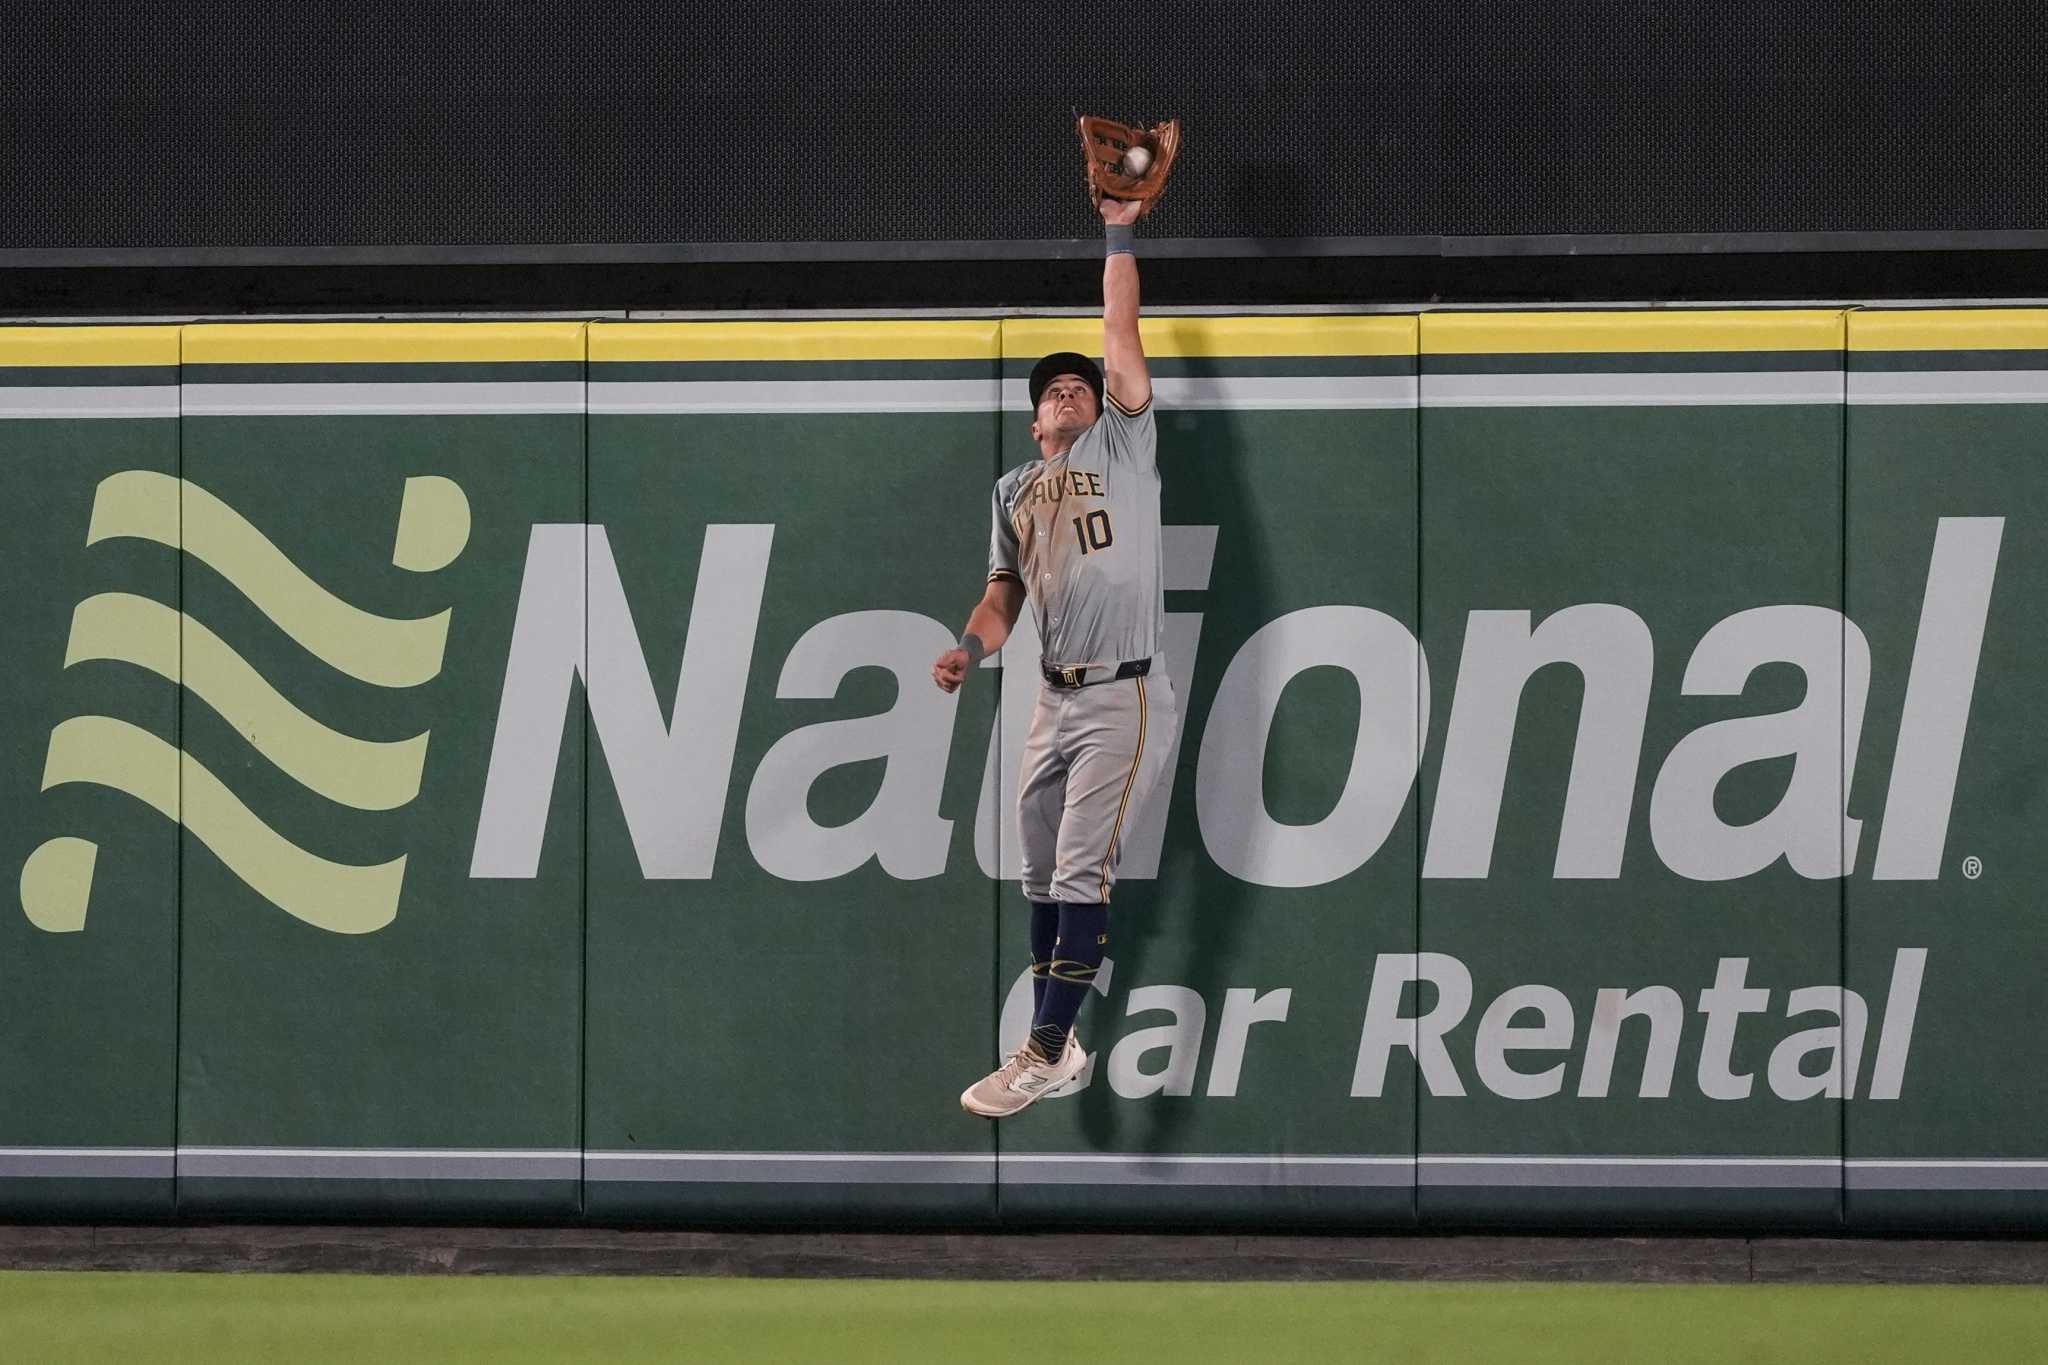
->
[18,471,471,935]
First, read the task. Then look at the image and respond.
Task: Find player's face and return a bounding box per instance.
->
[1034,374,1098,440]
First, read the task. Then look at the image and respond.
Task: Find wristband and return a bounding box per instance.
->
[960,632,988,664]
[1105,223,1136,257]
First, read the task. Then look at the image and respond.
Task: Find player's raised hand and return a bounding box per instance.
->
[932,647,970,693]
[1099,197,1142,227]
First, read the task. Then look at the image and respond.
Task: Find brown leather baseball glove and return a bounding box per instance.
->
[1076,115,1182,220]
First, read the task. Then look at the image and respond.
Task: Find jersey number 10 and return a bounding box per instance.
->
[1071,509,1114,554]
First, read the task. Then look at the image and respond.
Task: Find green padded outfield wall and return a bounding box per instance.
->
[573,321,1002,1222]
[1845,310,2048,1231]
[1418,311,1848,1227]
[169,324,588,1218]
[0,310,2041,1230]
[989,316,1420,1225]
[0,327,182,1217]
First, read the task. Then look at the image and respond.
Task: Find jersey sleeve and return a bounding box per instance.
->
[1098,388,1158,469]
[988,479,1022,585]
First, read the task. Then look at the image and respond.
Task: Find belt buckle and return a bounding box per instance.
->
[1058,665,1084,688]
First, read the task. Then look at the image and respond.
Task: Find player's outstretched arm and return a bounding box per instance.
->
[1100,198,1150,412]
[932,577,1026,693]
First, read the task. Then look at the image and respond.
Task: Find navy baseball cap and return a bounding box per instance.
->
[1029,352,1105,410]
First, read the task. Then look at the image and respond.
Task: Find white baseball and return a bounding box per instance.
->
[1123,145,1152,175]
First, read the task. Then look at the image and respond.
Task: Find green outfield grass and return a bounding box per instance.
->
[1,1273,2044,1363]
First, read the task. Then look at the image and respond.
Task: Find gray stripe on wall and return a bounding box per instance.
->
[1848,370,2048,404]
[14,1148,2048,1192]
[0,388,179,420]
[1000,375,1417,411]
[174,1148,582,1180]
[0,1148,175,1178]
[182,382,585,415]
[1418,1157,1841,1189]
[590,379,999,414]
[1421,371,1843,407]
[1846,1161,2048,1191]
[593,375,1409,414]
[584,1152,995,1184]
[1001,1155,1414,1187]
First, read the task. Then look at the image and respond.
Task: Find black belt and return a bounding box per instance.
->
[1042,657,1151,690]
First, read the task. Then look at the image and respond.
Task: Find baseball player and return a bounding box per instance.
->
[933,196,1179,1117]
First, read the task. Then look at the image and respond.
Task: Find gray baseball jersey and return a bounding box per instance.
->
[989,388,1178,904]
[988,392,1163,668]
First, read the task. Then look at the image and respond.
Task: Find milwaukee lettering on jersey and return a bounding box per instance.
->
[988,396,1164,669]
[1013,467,1106,515]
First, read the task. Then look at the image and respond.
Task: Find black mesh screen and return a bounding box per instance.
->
[2,0,2043,252]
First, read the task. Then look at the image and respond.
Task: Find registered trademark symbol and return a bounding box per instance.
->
[1962,855,1984,880]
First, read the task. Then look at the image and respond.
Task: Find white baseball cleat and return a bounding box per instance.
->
[959,1034,1087,1118]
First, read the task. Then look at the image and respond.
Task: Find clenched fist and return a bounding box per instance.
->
[932,647,971,693]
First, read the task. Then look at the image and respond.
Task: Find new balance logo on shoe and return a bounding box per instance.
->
[960,1036,1088,1118]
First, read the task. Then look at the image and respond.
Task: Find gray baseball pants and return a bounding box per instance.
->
[1016,669,1179,904]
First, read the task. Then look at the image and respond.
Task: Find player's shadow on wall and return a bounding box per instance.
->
[1073,352,1263,1159]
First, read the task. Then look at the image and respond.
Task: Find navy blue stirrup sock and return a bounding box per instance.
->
[1028,901,1059,1016]
[1029,903,1108,1061]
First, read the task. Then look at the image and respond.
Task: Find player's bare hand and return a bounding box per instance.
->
[1099,197,1142,227]
[932,648,970,693]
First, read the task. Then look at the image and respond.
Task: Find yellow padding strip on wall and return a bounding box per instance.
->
[1850,309,2048,352]
[183,323,587,365]
[1003,315,1416,359]
[592,321,1000,363]
[0,326,180,367]
[1424,309,1846,355]
[40,310,2048,367]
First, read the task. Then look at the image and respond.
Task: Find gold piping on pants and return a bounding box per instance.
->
[1098,676,1147,902]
